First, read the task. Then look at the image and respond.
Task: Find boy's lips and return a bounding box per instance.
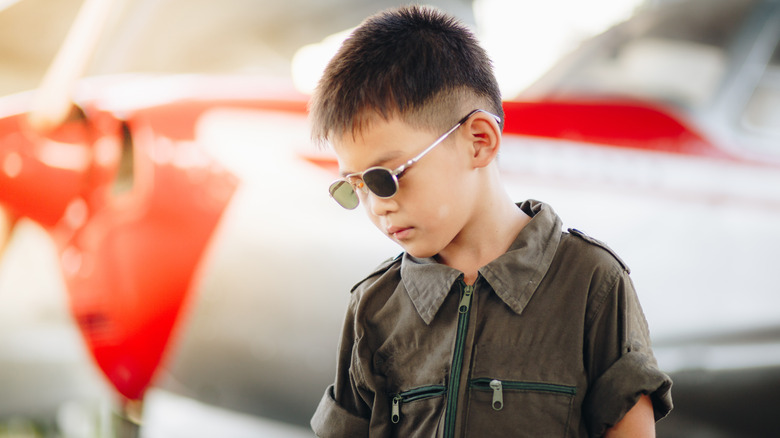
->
[387,226,413,240]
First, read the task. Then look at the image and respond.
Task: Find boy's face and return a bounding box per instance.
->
[332,116,480,259]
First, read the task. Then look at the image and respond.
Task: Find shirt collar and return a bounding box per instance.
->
[400,200,563,325]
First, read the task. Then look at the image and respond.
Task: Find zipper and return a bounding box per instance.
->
[444,280,474,437]
[458,281,473,313]
[471,378,577,411]
[489,379,503,410]
[391,385,447,424]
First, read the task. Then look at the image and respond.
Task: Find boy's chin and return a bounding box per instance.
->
[397,243,439,260]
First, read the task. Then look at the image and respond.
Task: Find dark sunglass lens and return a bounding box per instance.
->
[363,169,397,198]
[329,181,359,209]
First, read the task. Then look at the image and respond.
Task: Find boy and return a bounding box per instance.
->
[309,5,672,437]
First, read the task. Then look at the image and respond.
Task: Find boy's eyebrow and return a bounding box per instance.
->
[339,151,404,177]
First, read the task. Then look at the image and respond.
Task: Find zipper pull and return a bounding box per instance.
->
[391,395,401,423]
[489,379,503,411]
[459,284,474,313]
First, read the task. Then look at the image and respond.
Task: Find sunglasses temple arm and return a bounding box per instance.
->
[394,120,466,177]
[393,109,501,178]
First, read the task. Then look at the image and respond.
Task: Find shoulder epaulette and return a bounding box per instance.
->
[567,228,630,273]
[350,252,403,293]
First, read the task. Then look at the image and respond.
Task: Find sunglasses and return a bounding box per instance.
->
[328,109,501,209]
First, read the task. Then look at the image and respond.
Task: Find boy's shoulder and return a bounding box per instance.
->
[349,252,404,294]
[564,228,630,274]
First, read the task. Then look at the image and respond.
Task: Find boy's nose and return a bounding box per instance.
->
[366,192,398,216]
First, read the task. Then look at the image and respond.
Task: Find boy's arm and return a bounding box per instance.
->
[311,294,373,437]
[582,263,672,437]
[604,394,656,438]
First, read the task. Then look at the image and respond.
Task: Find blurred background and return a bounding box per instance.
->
[1,0,779,437]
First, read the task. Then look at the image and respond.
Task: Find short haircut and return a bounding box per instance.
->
[309,5,504,145]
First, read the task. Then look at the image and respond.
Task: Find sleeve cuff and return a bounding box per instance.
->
[585,351,673,437]
[311,385,370,437]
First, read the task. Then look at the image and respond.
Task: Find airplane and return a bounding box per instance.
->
[1,0,778,437]
[510,0,780,435]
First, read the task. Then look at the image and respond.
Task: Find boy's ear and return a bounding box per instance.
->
[464,112,501,168]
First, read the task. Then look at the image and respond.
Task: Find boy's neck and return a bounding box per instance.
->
[435,192,531,285]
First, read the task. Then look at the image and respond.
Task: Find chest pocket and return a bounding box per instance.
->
[466,378,577,437]
[389,385,447,438]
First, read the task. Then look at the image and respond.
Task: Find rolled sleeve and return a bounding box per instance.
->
[311,385,370,437]
[584,266,673,436]
[584,351,673,437]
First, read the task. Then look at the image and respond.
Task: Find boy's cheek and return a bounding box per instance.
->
[365,209,384,231]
